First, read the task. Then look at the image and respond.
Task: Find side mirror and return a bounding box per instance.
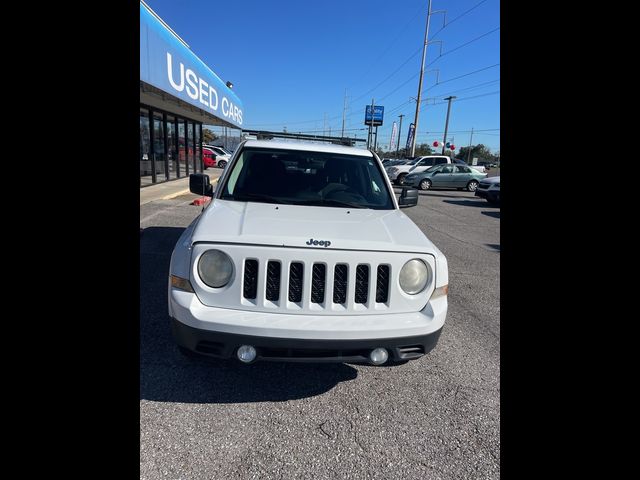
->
[189,173,214,197]
[398,187,418,208]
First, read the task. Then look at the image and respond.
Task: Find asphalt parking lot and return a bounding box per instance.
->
[140,188,500,479]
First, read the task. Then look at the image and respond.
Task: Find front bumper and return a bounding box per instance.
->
[475,189,498,202]
[172,317,443,363]
[169,287,447,363]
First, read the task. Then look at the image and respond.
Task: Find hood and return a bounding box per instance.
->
[190,199,439,254]
[480,176,500,184]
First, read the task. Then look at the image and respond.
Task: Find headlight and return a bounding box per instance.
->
[399,259,430,294]
[198,250,234,288]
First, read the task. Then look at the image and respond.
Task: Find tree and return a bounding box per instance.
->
[456,144,497,164]
[203,128,218,144]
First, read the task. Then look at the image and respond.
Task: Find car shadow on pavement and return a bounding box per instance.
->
[140,226,358,404]
[485,243,501,251]
[443,199,499,208]
[417,191,472,198]
[481,211,500,219]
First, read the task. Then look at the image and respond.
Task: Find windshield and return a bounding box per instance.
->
[220,147,395,210]
[424,165,441,173]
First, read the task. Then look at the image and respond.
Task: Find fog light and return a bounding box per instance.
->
[369,348,389,365]
[237,345,257,363]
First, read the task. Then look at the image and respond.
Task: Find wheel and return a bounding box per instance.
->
[218,160,227,169]
[419,179,432,190]
[467,180,479,192]
[396,173,407,185]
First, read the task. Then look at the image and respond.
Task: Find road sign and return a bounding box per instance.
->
[365,105,384,126]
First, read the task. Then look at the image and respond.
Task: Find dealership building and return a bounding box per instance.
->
[140,1,243,187]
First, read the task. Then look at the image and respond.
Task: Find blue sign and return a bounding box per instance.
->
[364,105,384,126]
[406,123,415,150]
[140,2,244,128]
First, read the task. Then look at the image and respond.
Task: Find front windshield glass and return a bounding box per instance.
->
[220,147,395,210]
[424,165,441,173]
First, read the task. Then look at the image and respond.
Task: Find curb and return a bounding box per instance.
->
[160,188,190,200]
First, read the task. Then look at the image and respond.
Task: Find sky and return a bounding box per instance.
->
[144,0,500,152]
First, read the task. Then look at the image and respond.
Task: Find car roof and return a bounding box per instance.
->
[243,140,373,157]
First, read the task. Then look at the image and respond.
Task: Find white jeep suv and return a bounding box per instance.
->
[169,140,448,365]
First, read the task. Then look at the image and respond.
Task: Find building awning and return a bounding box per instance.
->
[140,1,244,128]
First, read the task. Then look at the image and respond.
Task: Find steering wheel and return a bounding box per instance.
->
[320,183,350,197]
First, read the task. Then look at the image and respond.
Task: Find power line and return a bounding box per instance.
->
[426,27,499,67]
[429,0,490,40]
[246,66,499,131]
[433,64,500,86]
[426,78,500,99]
[353,1,430,84]
[350,45,424,105]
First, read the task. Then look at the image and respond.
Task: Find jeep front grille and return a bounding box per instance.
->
[288,262,304,302]
[354,265,369,304]
[376,265,390,303]
[241,259,391,310]
[265,261,281,301]
[311,264,326,304]
[333,264,348,304]
[243,259,258,299]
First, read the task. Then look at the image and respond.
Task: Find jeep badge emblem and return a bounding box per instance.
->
[306,238,331,248]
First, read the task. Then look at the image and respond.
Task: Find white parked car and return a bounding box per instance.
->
[386,155,452,185]
[169,140,449,365]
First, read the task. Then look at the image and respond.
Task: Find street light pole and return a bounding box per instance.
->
[396,114,404,159]
[410,0,432,158]
[441,95,457,155]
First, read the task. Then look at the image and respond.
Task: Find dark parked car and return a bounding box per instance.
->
[475,176,500,205]
[403,164,487,191]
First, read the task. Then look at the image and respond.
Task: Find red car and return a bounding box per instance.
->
[203,147,217,169]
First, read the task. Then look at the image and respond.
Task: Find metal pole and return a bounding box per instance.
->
[466,127,474,163]
[396,114,404,159]
[410,0,432,158]
[367,98,375,149]
[374,126,378,151]
[441,95,456,154]
[341,89,347,138]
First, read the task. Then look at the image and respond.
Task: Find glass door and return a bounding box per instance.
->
[140,108,152,187]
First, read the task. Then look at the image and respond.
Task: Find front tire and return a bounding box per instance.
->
[467,180,479,192]
[395,173,407,185]
[419,179,432,190]
[218,160,227,169]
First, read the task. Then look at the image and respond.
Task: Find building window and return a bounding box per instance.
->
[194,122,202,173]
[167,115,178,180]
[140,108,152,187]
[140,103,202,187]
[153,112,166,182]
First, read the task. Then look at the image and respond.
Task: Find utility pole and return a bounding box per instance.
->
[441,95,457,154]
[410,0,433,157]
[396,114,405,159]
[466,127,474,164]
[367,98,375,149]
[323,113,327,137]
[341,89,347,138]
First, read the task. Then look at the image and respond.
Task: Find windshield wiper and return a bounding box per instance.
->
[227,193,285,204]
[296,199,366,209]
